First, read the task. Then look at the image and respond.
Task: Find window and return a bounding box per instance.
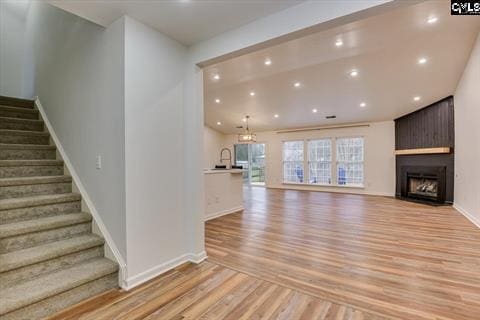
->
[283,141,304,183]
[308,139,332,184]
[336,137,364,186]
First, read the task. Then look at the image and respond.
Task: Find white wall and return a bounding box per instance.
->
[21,2,127,259]
[454,32,480,226]
[203,126,226,169]
[0,0,29,97]
[224,121,395,196]
[123,16,195,285]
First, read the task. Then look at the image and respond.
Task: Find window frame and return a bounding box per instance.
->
[335,136,365,187]
[307,138,333,185]
[282,140,305,183]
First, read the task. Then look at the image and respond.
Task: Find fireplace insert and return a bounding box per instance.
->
[400,166,446,204]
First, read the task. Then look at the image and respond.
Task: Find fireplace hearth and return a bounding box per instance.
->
[400,166,446,205]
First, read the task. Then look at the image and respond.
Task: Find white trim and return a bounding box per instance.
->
[205,206,243,221]
[454,203,480,229]
[270,185,393,197]
[282,182,365,189]
[124,251,208,290]
[187,250,208,263]
[34,98,128,287]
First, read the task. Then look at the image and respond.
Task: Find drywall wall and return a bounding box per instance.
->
[454,32,480,226]
[22,2,127,259]
[0,0,29,97]
[124,16,194,284]
[224,121,395,196]
[203,125,226,169]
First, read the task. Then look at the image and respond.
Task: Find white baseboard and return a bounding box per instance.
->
[268,185,394,197]
[187,250,208,263]
[34,98,128,286]
[205,206,244,221]
[454,203,480,229]
[124,251,208,290]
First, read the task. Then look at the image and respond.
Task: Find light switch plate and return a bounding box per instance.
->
[96,155,102,169]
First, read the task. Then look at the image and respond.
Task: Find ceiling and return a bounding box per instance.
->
[47,0,303,46]
[204,1,480,134]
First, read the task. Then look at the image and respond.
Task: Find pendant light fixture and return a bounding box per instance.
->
[238,115,256,143]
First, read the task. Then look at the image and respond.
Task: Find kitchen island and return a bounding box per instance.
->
[204,169,244,221]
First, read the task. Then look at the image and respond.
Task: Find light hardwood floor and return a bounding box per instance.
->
[50,261,383,320]
[207,187,480,320]
[50,187,480,319]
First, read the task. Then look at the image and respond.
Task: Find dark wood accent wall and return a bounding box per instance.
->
[394,96,455,203]
[395,96,454,150]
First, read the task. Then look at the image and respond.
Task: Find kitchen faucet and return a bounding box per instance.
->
[220,148,232,168]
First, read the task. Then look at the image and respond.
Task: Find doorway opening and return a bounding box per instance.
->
[234,143,266,186]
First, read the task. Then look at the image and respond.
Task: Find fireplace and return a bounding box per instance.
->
[400,166,446,204]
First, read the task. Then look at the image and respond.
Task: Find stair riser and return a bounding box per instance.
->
[0,222,91,253]
[0,148,56,160]
[0,272,118,320]
[0,133,50,145]
[0,182,71,200]
[0,109,38,120]
[0,201,81,224]
[0,120,44,132]
[0,165,64,178]
[0,246,104,289]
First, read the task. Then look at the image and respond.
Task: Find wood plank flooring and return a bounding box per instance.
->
[206,187,480,320]
[49,261,383,320]
[49,187,480,319]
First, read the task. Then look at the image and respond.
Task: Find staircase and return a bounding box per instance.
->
[0,96,118,320]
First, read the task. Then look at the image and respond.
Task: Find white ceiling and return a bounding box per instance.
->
[47,0,303,46]
[204,1,480,134]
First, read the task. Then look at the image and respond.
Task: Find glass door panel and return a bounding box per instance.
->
[234,144,249,184]
[234,143,265,186]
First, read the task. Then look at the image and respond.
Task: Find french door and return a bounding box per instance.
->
[234,143,266,186]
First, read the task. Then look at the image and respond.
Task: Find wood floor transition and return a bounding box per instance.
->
[50,187,480,320]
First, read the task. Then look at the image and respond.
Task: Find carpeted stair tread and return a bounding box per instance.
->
[0,129,49,137]
[0,117,44,131]
[0,258,118,316]
[0,96,35,109]
[0,116,42,123]
[0,212,91,238]
[0,159,63,167]
[0,175,71,187]
[0,234,104,273]
[0,143,55,150]
[0,105,38,114]
[0,193,81,211]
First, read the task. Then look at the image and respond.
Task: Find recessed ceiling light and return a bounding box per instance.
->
[427,16,438,24]
[312,108,318,113]
[249,91,255,96]
[360,102,366,108]
[213,74,220,80]
[264,58,272,66]
[418,57,427,64]
[216,121,222,125]
[349,70,359,77]
[274,114,279,118]
[414,96,421,101]
[335,39,343,47]
[215,98,221,104]
[294,82,301,88]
